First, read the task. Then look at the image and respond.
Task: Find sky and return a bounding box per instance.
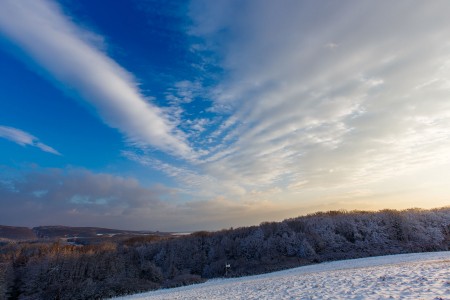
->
[0,0,450,231]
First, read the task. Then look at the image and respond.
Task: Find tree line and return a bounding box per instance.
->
[1,207,449,299]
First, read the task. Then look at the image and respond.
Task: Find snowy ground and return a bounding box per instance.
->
[115,251,450,299]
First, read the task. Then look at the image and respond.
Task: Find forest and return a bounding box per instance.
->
[1,207,449,299]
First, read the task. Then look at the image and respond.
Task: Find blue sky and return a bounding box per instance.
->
[1,0,450,231]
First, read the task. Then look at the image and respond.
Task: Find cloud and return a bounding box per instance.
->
[0,167,295,231]
[0,0,192,159]
[0,125,61,155]
[0,166,447,231]
[0,167,170,229]
[184,0,450,194]
[122,150,246,198]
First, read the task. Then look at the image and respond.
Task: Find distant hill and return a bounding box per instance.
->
[0,225,37,240]
[0,225,167,241]
[33,225,158,238]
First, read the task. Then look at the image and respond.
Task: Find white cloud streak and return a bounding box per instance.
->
[0,0,193,159]
[0,125,61,155]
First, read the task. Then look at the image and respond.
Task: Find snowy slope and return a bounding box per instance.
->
[115,251,450,299]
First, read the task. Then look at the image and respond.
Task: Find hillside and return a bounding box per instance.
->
[0,225,36,241]
[114,251,450,299]
[1,207,449,299]
[0,225,169,244]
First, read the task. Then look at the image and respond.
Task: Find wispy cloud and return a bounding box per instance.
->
[185,0,450,194]
[107,1,450,217]
[122,150,246,197]
[0,0,193,159]
[0,125,61,155]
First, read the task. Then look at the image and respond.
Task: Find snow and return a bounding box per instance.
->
[115,251,450,299]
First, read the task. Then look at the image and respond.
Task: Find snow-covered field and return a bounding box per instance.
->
[115,251,450,299]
